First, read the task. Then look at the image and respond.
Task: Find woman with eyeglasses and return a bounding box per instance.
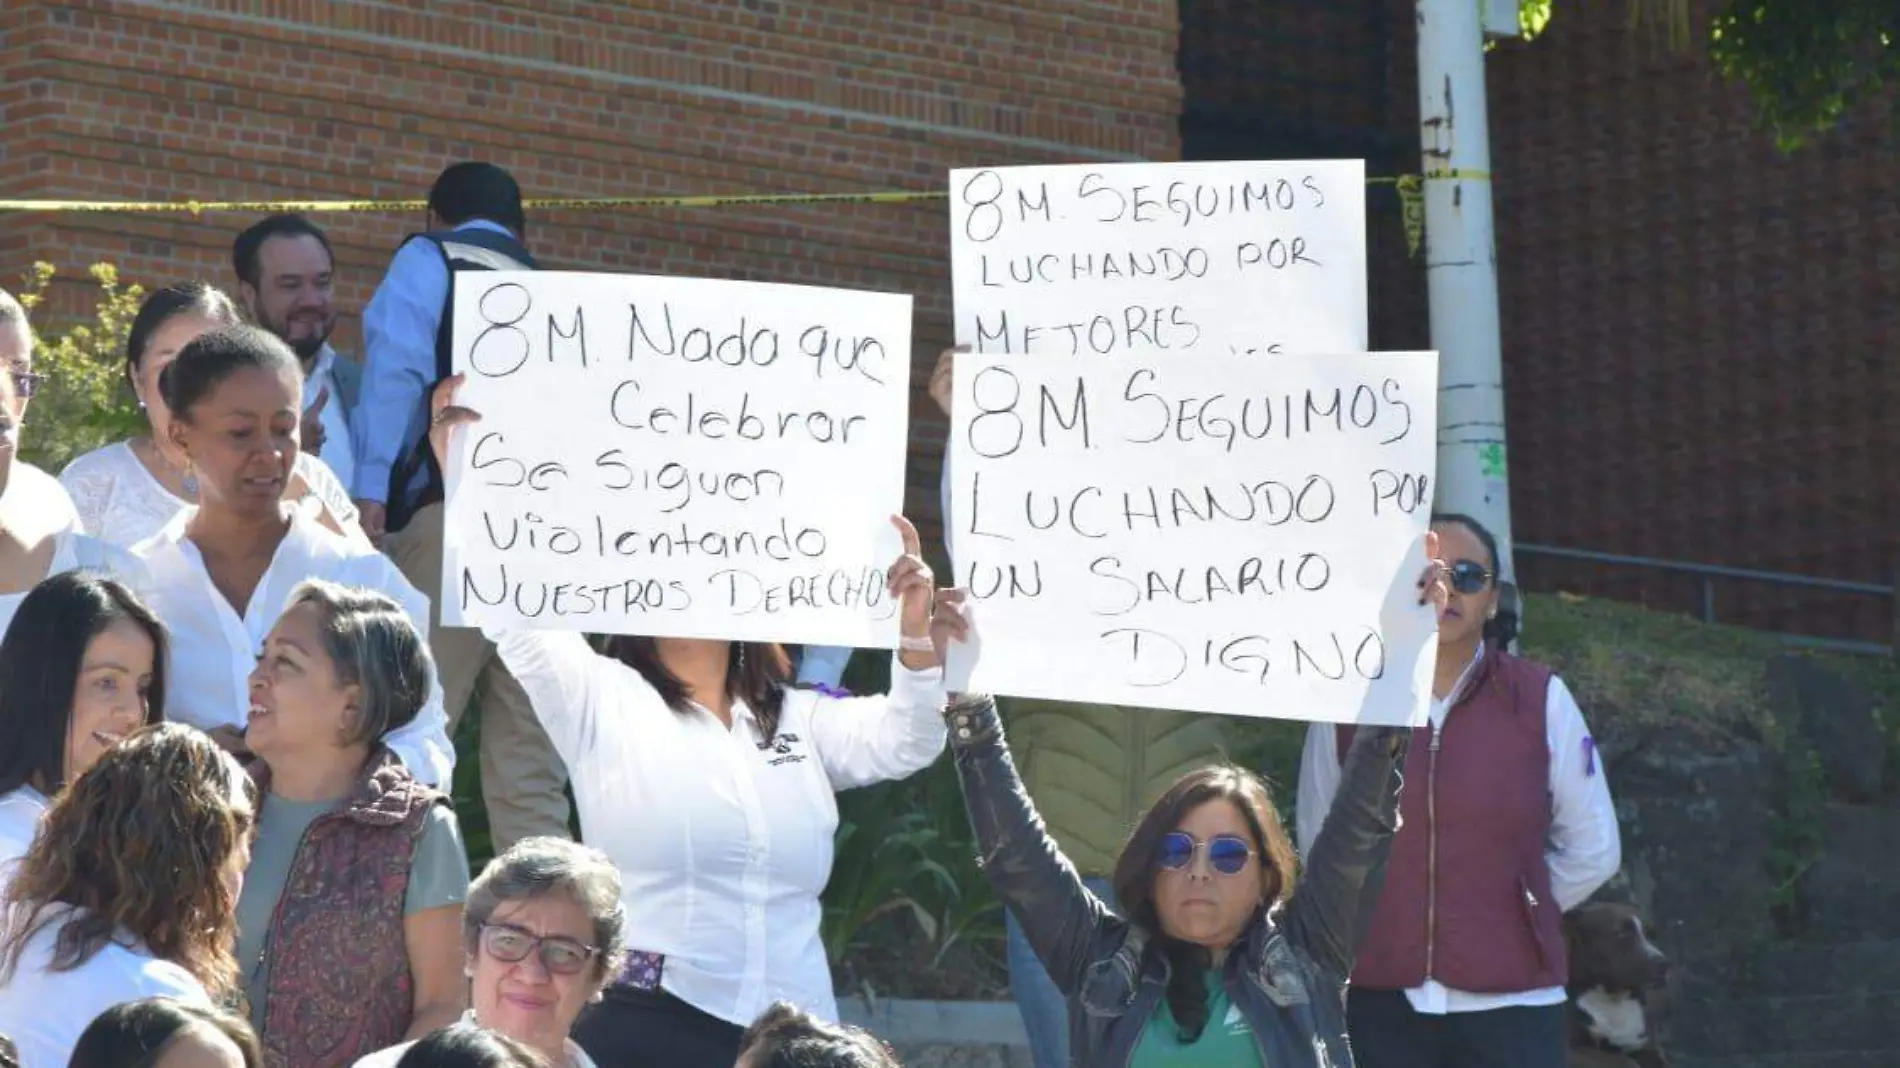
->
[937,539,1449,1068]
[355,837,625,1068]
[0,292,149,647]
[1295,513,1623,1068]
[0,289,80,533]
[237,578,468,1068]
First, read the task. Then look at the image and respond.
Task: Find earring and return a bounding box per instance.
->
[182,461,200,497]
[736,643,749,673]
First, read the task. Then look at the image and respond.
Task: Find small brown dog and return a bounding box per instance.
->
[1565,902,1672,1068]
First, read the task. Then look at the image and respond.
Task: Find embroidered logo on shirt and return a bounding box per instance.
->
[757,732,807,767]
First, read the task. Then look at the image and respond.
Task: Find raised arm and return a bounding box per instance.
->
[947,693,1118,996]
[1286,530,1447,977]
[806,659,948,789]
[1284,724,1408,979]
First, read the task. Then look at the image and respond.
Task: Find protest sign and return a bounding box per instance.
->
[439,271,913,648]
[949,160,1368,357]
[945,349,1439,725]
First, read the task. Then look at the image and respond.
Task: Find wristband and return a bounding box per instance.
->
[899,635,935,653]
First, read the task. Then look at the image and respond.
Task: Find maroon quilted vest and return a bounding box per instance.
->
[1337,650,1566,993]
[252,749,445,1068]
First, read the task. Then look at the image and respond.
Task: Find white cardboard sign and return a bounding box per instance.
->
[946,349,1439,725]
[439,271,913,647]
[949,160,1368,357]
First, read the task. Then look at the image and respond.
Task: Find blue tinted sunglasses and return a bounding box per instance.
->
[1446,559,1494,595]
[1158,832,1255,876]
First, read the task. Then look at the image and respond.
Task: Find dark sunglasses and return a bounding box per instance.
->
[1446,559,1494,595]
[1158,832,1256,876]
[9,370,44,399]
[479,922,600,976]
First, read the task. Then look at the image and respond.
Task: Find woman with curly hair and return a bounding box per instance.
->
[0,723,256,1068]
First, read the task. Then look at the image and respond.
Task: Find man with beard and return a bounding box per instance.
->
[232,213,361,492]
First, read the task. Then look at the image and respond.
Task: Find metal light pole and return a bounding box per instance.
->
[1418,0,1517,593]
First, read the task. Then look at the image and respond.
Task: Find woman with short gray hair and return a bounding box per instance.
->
[239,578,470,1068]
[355,837,624,1068]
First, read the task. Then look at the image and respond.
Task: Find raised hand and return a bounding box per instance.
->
[301,385,329,455]
[1416,529,1452,621]
[887,514,940,670]
[427,373,482,474]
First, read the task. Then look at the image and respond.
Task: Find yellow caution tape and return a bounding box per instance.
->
[0,190,951,215]
[0,170,1494,259]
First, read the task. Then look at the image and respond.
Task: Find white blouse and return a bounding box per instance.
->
[59,440,358,549]
[486,627,947,1027]
[0,530,149,641]
[0,907,210,1068]
[0,785,48,876]
[131,508,454,786]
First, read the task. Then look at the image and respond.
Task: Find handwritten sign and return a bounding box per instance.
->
[949,160,1368,357]
[946,349,1439,724]
[440,271,912,648]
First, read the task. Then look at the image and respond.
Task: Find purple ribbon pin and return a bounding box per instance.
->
[1583,736,1597,777]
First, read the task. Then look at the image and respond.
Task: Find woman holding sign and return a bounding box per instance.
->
[427,375,974,1068]
[938,543,1447,1068]
[1295,514,1621,1068]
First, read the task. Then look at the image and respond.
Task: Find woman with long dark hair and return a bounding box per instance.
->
[128,325,452,782]
[58,281,363,549]
[0,724,256,1068]
[939,541,1450,1067]
[0,571,167,869]
[427,377,972,1068]
[1295,513,1622,1068]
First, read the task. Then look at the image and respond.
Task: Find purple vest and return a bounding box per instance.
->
[1338,651,1566,993]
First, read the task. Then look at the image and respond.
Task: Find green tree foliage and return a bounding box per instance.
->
[1707,2,1898,149]
[1527,1,1896,149]
[16,262,147,474]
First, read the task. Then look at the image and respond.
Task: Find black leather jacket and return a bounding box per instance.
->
[946,695,1408,1068]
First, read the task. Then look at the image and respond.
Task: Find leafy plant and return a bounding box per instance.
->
[818,651,1004,980]
[823,788,957,963]
[1530,1,1898,150]
[1766,745,1827,930]
[15,262,147,474]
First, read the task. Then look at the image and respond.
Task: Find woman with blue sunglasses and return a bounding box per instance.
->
[942,535,1452,1068]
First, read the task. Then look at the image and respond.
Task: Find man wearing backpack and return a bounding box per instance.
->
[350,161,572,848]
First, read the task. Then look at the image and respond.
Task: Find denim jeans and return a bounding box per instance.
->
[1005,875,1116,1068]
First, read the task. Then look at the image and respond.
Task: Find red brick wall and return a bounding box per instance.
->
[1486,2,1900,642]
[0,0,1184,538]
[1180,0,1899,643]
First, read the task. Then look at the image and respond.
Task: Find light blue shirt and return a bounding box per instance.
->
[349,219,516,504]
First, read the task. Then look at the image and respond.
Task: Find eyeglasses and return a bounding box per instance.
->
[1445,560,1494,595]
[1157,832,1256,876]
[479,922,600,976]
[8,371,44,400]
